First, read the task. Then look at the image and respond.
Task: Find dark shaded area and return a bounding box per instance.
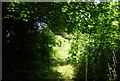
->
[2,2,60,80]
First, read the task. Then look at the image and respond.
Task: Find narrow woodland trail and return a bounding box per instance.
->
[50,35,76,80]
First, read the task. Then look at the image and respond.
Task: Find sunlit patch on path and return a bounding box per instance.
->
[53,64,76,79]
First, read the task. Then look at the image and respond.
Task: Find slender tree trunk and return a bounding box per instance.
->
[85,54,88,81]
[112,49,117,80]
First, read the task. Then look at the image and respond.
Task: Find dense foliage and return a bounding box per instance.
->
[2,2,120,81]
